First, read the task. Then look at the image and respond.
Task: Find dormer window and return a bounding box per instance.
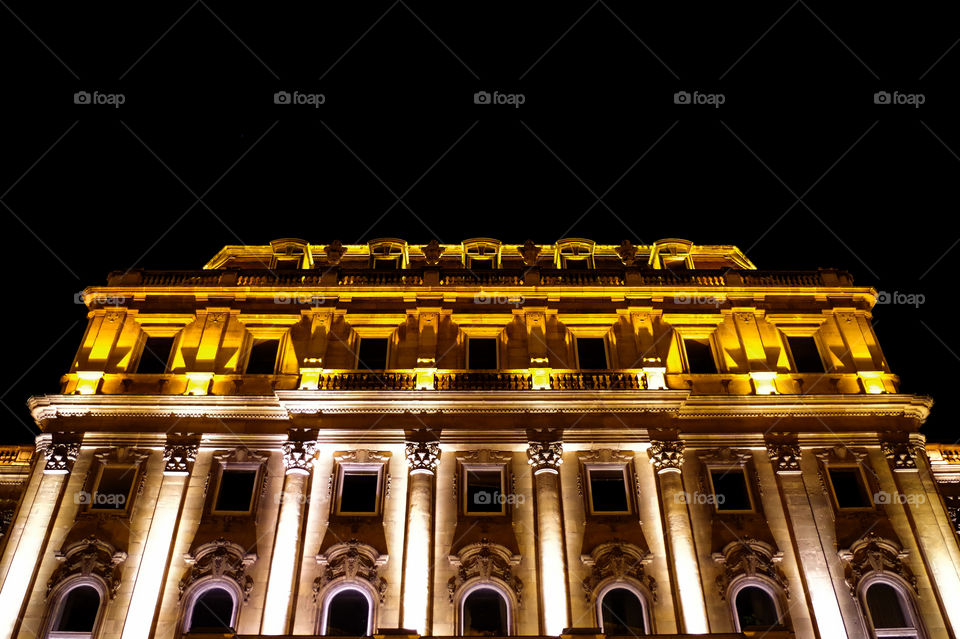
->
[368,240,407,270]
[462,239,501,269]
[650,238,694,270]
[556,239,595,268]
[269,238,312,269]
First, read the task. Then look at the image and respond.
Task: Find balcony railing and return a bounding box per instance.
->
[550,371,646,390]
[316,372,419,390]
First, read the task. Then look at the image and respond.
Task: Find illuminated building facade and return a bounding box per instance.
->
[0,237,957,639]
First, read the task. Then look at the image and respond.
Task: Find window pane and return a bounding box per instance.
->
[91,466,135,511]
[829,468,872,508]
[215,469,257,512]
[463,588,508,636]
[601,588,646,636]
[466,469,503,514]
[684,339,717,374]
[470,259,493,270]
[357,338,389,370]
[56,585,100,632]
[247,339,279,374]
[190,587,235,632]
[788,335,824,373]
[326,589,370,636]
[711,470,752,511]
[867,583,909,629]
[736,586,779,630]
[340,472,379,513]
[137,336,174,374]
[468,338,498,370]
[590,469,629,512]
[577,338,608,369]
[373,259,397,270]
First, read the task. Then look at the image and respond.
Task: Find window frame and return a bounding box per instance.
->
[461,463,508,516]
[860,576,923,639]
[244,337,281,375]
[706,466,756,514]
[182,581,241,634]
[825,463,875,511]
[318,584,375,636]
[729,580,785,633]
[575,336,609,370]
[784,333,826,373]
[135,333,177,374]
[584,464,633,516]
[458,583,513,637]
[355,336,391,371]
[466,336,500,371]
[45,578,107,639]
[682,336,720,374]
[87,463,138,514]
[334,462,385,517]
[210,464,262,516]
[596,582,651,637]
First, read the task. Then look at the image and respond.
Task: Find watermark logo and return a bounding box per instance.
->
[474,291,525,306]
[274,90,326,108]
[474,90,525,108]
[675,491,724,506]
[74,291,126,305]
[875,291,925,308]
[674,90,725,108]
[474,491,525,506]
[674,292,721,307]
[874,490,926,505]
[74,90,125,108]
[74,490,126,507]
[873,91,924,108]
[273,292,326,306]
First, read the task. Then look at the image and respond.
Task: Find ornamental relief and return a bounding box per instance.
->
[581,541,656,602]
[712,539,787,601]
[314,540,387,604]
[48,536,127,599]
[840,532,917,597]
[448,539,522,605]
[179,538,256,602]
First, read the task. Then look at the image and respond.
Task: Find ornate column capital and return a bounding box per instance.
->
[163,441,198,476]
[405,441,440,475]
[282,438,318,476]
[38,440,80,475]
[648,440,684,475]
[527,441,563,475]
[881,441,923,472]
[766,442,802,475]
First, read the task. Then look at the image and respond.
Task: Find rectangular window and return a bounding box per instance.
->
[90,465,136,511]
[357,338,389,370]
[828,467,873,509]
[137,336,175,374]
[274,257,301,269]
[214,468,258,513]
[373,259,398,270]
[246,339,280,374]
[468,338,498,370]
[469,259,493,270]
[710,469,753,512]
[587,467,630,513]
[787,335,825,373]
[576,337,608,369]
[337,469,381,515]
[464,468,504,515]
[684,338,718,374]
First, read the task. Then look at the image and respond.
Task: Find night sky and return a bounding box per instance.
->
[1,3,958,444]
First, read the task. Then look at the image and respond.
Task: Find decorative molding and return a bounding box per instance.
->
[334,449,391,465]
[616,240,637,266]
[698,447,751,466]
[581,541,656,602]
[48,536,127,599]
[648,440,684,474]
[881,442,923,472]
[314,540,388,604]
[458,449,514,465]
[578,448,633,465]
[712,539,787,601]
[527,442,563,474]
[164,441,198,475]
[448,539,522,605]
[518,240,541,266]
[180,538,257,602]
[282,438,317,476]
[815,445,866,465]
[39,441,80,475]
[766,443,802,475]
[839,533,917,596]
[405,442,440,475]
[423,239,443,266]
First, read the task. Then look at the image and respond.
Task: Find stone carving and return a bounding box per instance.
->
[881,442,922,472]
[48,536,127,599]
[405,442,440,474]
[325,240,346,265]
[282,438,317,475]
[527,442,563,474]
[766,443,801,474]
[581,541,656,602]
[616,240,638,266]
[423,239,443,265]
[180,538,256,602]
[840,532,917,596]
[39,441,80,474]
[163,442,198,475]
[448,539,522,605]
[519,240,541,266]
[648,440,684,474]
[713,539,787,600]
[314,540,387,604]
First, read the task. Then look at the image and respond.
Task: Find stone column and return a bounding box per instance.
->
[649,440,709,634]
[527,441,569,635]
[0,439,77,639]
[402,441,440,634]
[261,435,316,635]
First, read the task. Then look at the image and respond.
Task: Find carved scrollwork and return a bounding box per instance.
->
[581,541,656,602]
[179,538,256,602]
[447,538,522,605]
[840,532,917,596]
[314,540,387,604]
[282,438,317,475]
[527,442,563,474]
[405,442,440,475]
[163,442,198,475]
[48,536,127,599]
[766,443,801,474]
[39,440,80,475]
[881,442,923,472]
[648,440,684,474]
[712,539,787,601]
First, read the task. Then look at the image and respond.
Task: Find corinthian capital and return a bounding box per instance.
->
[527,441,563,475]
[39,440,80,475]
[405,441,440,475]
[648,440,684,474]
[282,438,318,475]
[766,442,802,475]
[163,442,198,475]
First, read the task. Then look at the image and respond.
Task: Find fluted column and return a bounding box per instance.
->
[402,441,440,634]
[649,440,709,634]
[527,441,569,635]
[261,435,316,635]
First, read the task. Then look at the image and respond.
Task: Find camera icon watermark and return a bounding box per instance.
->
[873,91,925,108]
[274,90,326,108]
[474,491,525,506]
[474,291,525,306]
[473,90,526,108]
[273,292,326,306]
[674,292,721,307]
[75,291,126,305]
[74,490,126,507]
[675,491,724,506]
[74,90,126,108]
[674,90,725,108]
[874,490,926,505]
[875,291,925,308]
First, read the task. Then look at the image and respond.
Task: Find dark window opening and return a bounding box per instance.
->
[787,335,825,373]
[601,588,646,636]
[357,338,389,370]
[215,469,257,512]
[55,585,100,632]
[828,467,872,509]
[866,583,909,629]
[711,469,752,511]
[339,471,379,514]
[91,466,135,511]
[325,589,370,636]
[589,468,629,513]
[577,338,608,369]
[469,259,493,270]
[462,588,508,636]
[735,586,780,631]
[189,587,235,632]
[246,339,279,374]
[684,338,717,374]
[662,257,688,270]
[465,469,503,514]
[137,336,174,374]
[468,338,498,370]
[274,257,301,269]
[373,259,398,270]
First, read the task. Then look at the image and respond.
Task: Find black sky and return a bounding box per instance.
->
[1,2,959,444]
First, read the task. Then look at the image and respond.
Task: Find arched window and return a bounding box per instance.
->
[321,587,372,636]
[599,587,647,636]
[461,586,509,636]
[49,584,101,637]
[863,581,921,638]
[184,585,238,633]
[734,585,781,632]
